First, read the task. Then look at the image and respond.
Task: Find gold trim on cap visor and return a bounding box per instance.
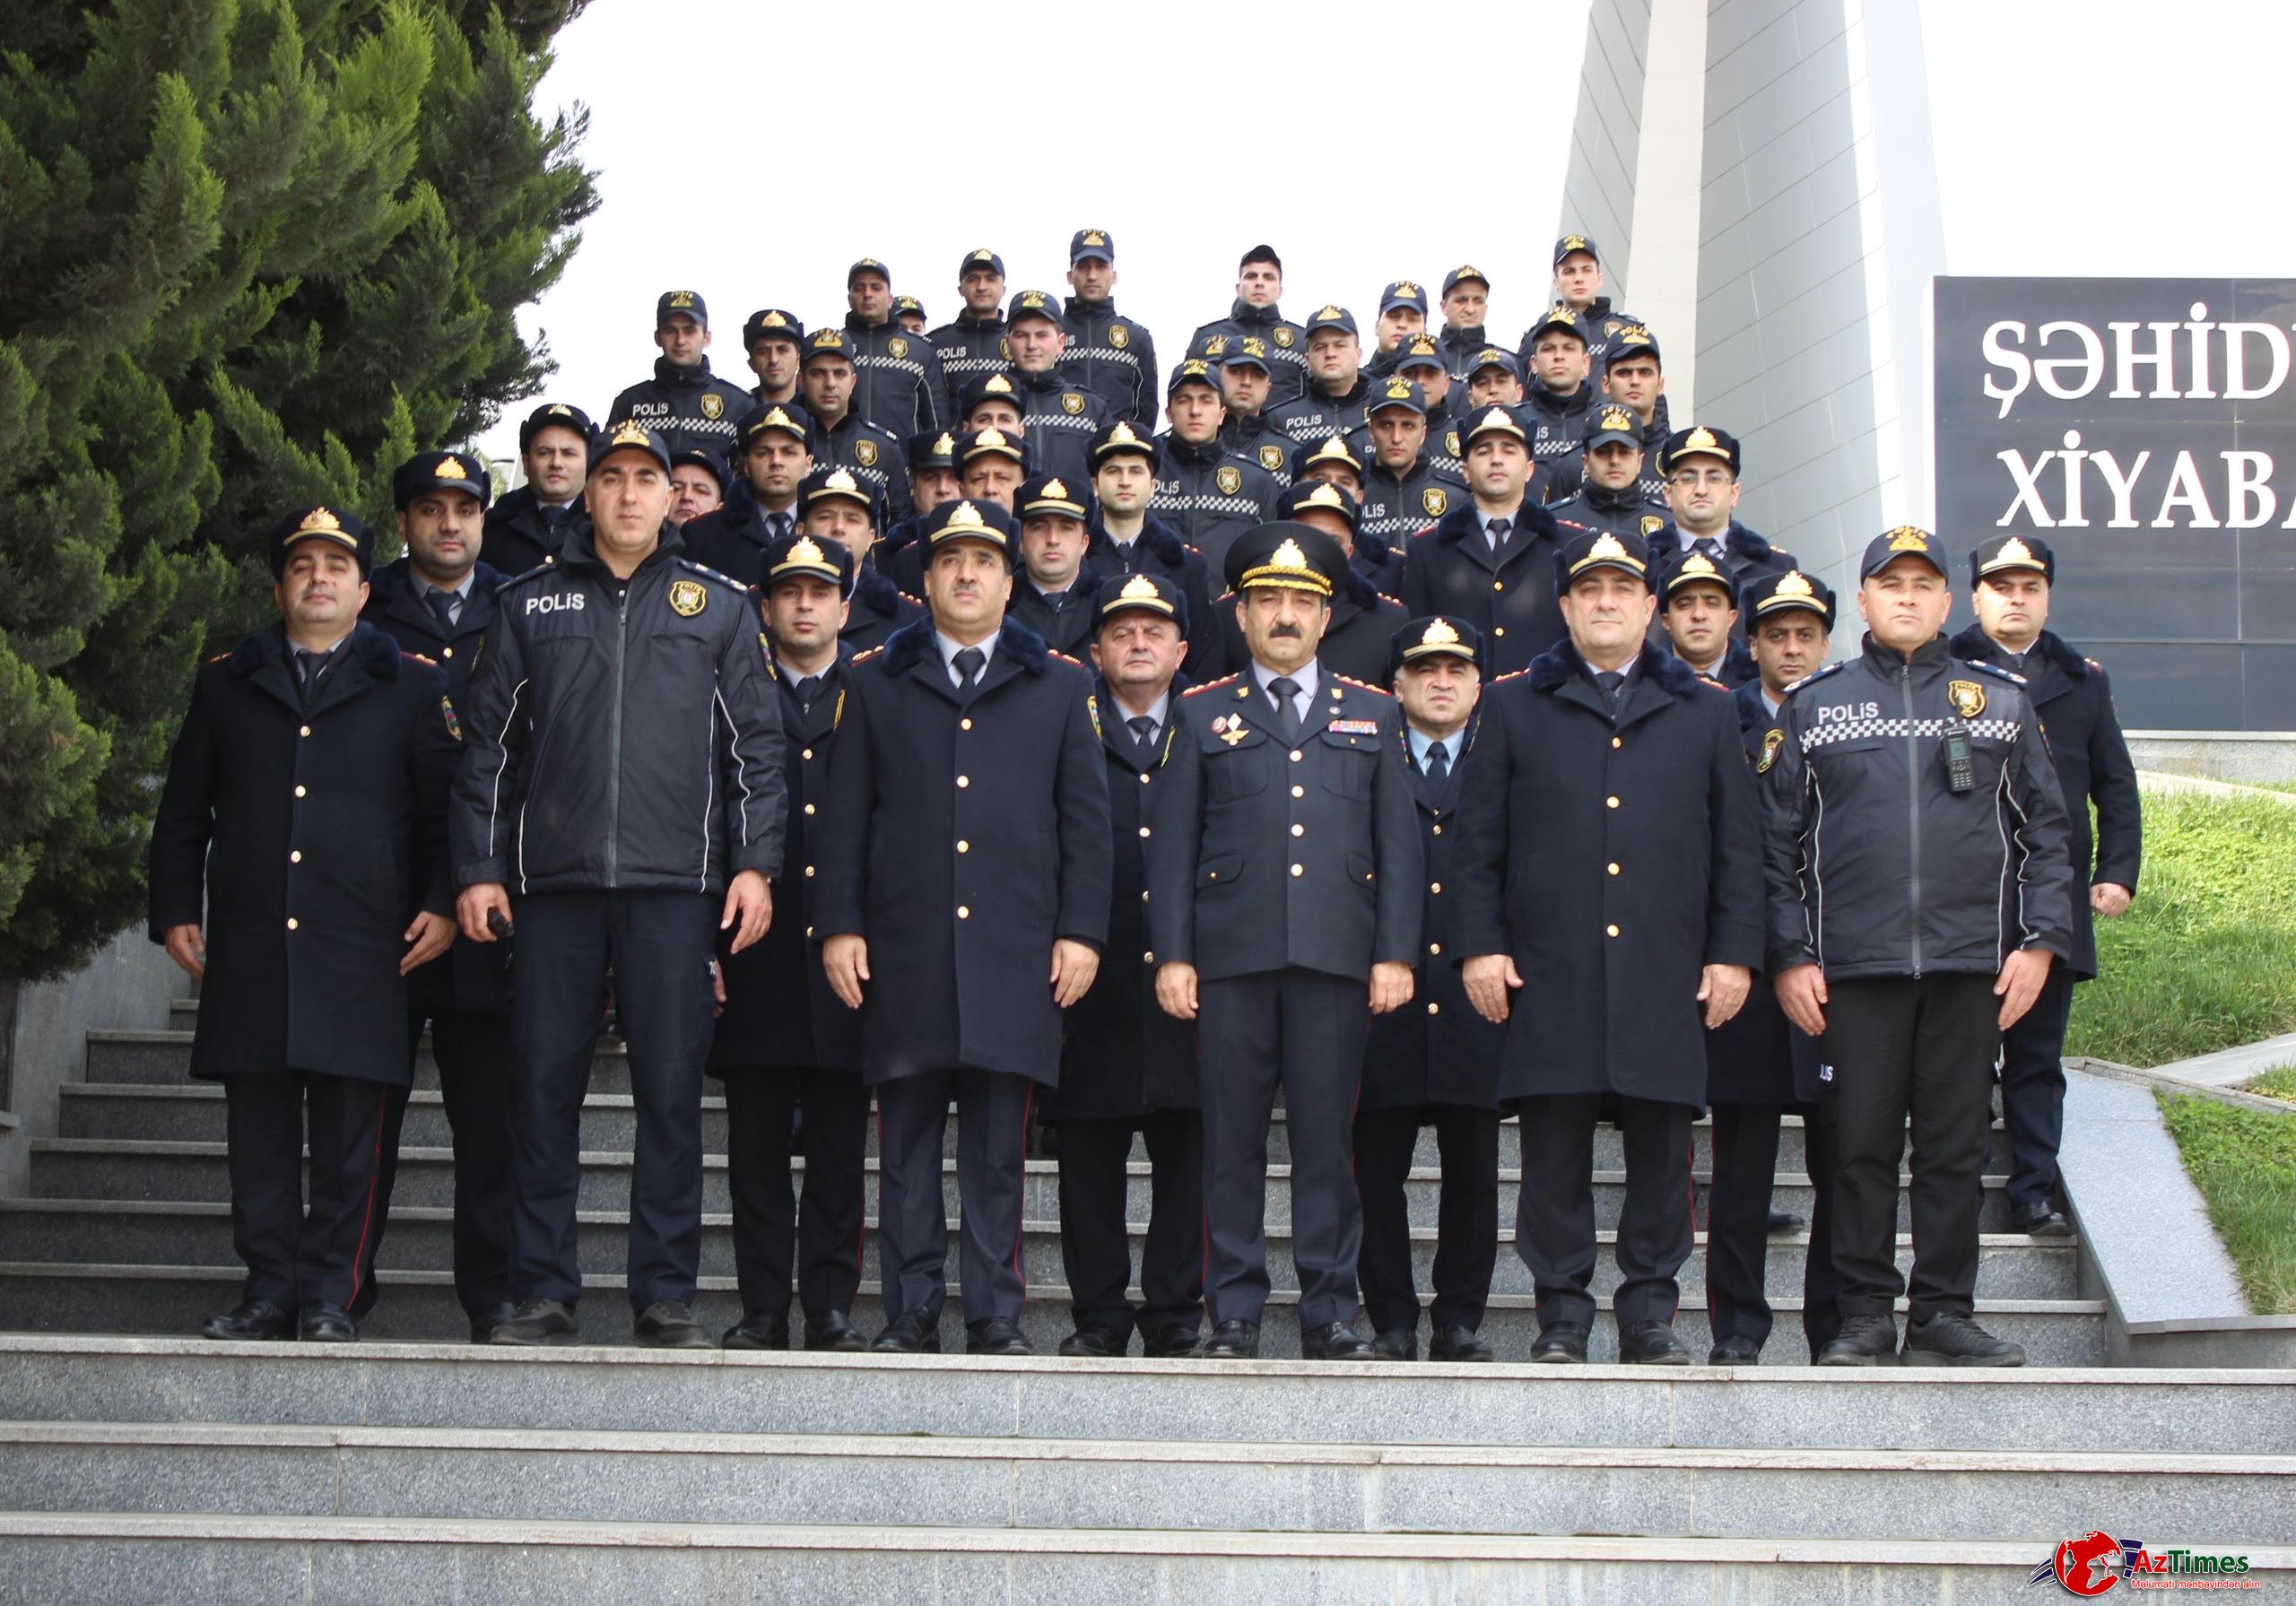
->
[769,535,841,580]
[1977,535,2047,576]
[1240,536,1333,596]
[1104,573,1176,618]
[1568,532,1647,577]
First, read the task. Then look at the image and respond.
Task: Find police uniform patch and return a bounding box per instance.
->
[855,440,879,468]
[1062,392,1086,416]
[998,336,1012,360]
[700,394,724,421]
[1086,693,1102,741]
[1445,431,1460,458]
[1257,445,1283,472]
[1273,327,1294,348]
[1422,488,1449,517]
[887,336,909,359]
[1605,320,1622,335]
[668,578,708,617]
[1756,729,1785,773]
[1110,324,1130,349]
[1948,680,1987,719]
[1216,465,1242,495]
[1640,515,1666,536]
[441,697,463,741]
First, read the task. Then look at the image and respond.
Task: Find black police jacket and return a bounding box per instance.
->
[1191,300,1309,407]
[1014,367,1109,486]
[928,311,1008,421]
[840,563,925,655]
[1360,705,1504,1111]
[1549,481,1674,544]
[812,618,1113,1088]
[608,358,748,464]
[1453,642,1764,1107]
[483,485,584,577]
[1523,380,1596,475]
[709,647,864,1073]
[1046,672,1201,1119]
[1267,374,1375,448]
[365,559,513,1014]
[813,409,911,524]
[1147,664,1422,982]
[148,621,459,1088]
[1219,411,1296,485]
[1151,431,1281,577]
[841,313,944,438]
[1705,679,1825,1105]
[1351,531,1406,601]
[1006,570,1104,659]
[1758,635,2076,983]
[449,525,787,897]
[1948,624,2143,977]
[1084,511,1220,682]
[679,483,801,588]
[1207,566,1409,690]
[1399,500,1566,676]
[1437,323,1488,379]
[1059,299,1160,428]
[1359,453,1467,554]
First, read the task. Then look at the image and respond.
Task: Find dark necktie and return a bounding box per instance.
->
[1268,675,1301,743]
[1693,536,1726,564]
[1486,517,1512,553]
[1424,740,1449,786]
[296,648,328,706]
[1126,714,1157,755]
[769,511,794,543]
[952,646,986,691]
[1596,670,1625,713]
[424,588,459,632]
[793,674,822,714]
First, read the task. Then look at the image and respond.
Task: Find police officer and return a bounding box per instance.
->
[741,308,806,410]
[1211,333,1292,479]
[1085,420,1219,679]
[1600,325,1672,493]
[668,447,727,527]
[487,402,591,575]
[1716,568,1846,1363]
[1655,547,1758,686]
[451,421,785,1350]
[881,430,961,589]
[1007,473,1102,656]
[1393,335,1466,469]
[1549,404,1672,544]
[1950,535,2142,1236]
[1291,433,1367,504]
[893,294,928,336]
[1532,234,1647,381]
[840,257,944,437]
[1400,404,1567,676]
[1191,244,1309,406]
[1518,304,1598,496]
[1356,378,1467,556]
[1209,482,1406,686]
[682,404,811,586]
[1355,616,1504,1363]
[610,290,750,463]
[366,454,519,1341]
[711,531,871,1353]
[1457,527,1763,1365]
[1045,573,1205,1358]
[955,371,1026,436]
[1651,427,1798,608]
[815,498,1114,1356]
[1464,346,1527,412]
[1004,290,1108,485]
[930,247,1011,421]
[1436,265,1493,378]
[1365,279,1430,378]
[1313,468,1405,598]
[1761,526,2076,1367]
[791,464,922,654]
[152,506,459,1343]
[1152,359,1281,576]
[1269,304,1376,447]
[799,327,910,523]
[1149,525,1422,1361]
[1061,228,1160,428]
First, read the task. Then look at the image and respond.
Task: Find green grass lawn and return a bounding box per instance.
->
[2158,1090,2296,1314]
[2066,792,2296,1068]
[2249,1066,2296,1101]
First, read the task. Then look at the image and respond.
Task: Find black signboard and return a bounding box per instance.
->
[1933,276,2296,730]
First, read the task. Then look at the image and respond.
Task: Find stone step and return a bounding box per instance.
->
[8,1335,2282,1453]
[12,1510,2245,1605]
[24,1137,2029,1231]
[0,1262,2110,1363]
[0,1199,2083,1301]
[4,1419,2286,1544]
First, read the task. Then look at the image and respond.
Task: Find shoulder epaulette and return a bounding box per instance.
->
[1048,649,1083,667]
[851,646,885,665]
[204,650,230,664]
[1782,660,1849,698]
[1182,674,1239,698]
[1696,673,1729,692]
[897,588,925,607]
[2084,655,2104,673]
[1333,673,1391,699]
[404,651,437,666]
[1489,667,1531,684]
[674,557,747,592]
[495,562,560,590]
[1965,659,2028,687]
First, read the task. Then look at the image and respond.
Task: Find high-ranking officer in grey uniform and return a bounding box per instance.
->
[152,507,460,1344]
[1149,525,1422,1361]
[814,499,1113,1356]
[1045,573,1206,1359]
[1457,528,1764,1365]
[1762,526,2075,1368]
[1355,616,1504,1364]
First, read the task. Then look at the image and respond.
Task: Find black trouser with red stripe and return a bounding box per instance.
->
[874,1068,1033,1327]
[720,1065,870,1330]
[1354,1103,1500,1336]
[1515,1091,1694,1332]
[223,1072,396,1313]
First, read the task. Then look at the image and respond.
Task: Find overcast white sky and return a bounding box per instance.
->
[479,0,2296,460]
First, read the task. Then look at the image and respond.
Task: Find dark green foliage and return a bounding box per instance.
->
[0,0,595,979]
